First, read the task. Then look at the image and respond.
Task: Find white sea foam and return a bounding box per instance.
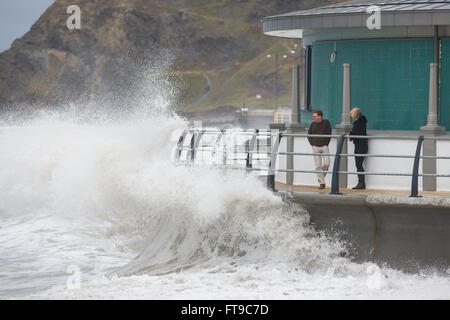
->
[1,111,450,300]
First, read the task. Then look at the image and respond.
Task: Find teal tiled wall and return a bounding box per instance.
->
[311,39,434,130]
[301,110,313,128]
[440,39,450,131]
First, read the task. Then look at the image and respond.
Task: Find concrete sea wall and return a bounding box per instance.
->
[282,191,450,272]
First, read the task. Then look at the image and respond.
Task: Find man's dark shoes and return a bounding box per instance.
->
[319,184,326,189]
[352,183,366,190]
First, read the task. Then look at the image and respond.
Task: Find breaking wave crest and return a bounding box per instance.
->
[0,111,350,285]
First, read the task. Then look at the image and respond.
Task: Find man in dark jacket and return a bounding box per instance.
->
[308,110,332,189]
[347,107,368,189]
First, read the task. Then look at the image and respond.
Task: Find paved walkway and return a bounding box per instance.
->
[184,73,213,112]
[275,182,450,198]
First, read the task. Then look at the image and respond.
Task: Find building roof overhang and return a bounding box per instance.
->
[263,0,450,38]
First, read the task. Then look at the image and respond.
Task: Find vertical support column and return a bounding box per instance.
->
[222,129,227,167]
[335,63,353,189]
[421,63,444,132]
[421,63,445,191]
[330,134,346,195]
[267,132,283,192]
[338,140,349,189]
[341,63,352,128]
[291,65,301,124]
[275,51,279,110]
[422,139,437,191]
[286,64,306,186]
[426,63,441,128]
[268,123,286,186]
[269,123,286,148]
[286,133,298,186]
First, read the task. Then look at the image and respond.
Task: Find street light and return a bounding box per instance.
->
[267,51,287,110]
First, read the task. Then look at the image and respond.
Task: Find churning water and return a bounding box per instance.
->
[1,109,450,299]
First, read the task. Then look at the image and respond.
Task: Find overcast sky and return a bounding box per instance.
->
[0,0,55,53]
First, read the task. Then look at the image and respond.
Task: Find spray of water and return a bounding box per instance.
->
[2,55,450,300]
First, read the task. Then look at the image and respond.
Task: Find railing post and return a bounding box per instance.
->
[335,63,353,188]
[222,129,227,167]
[173,130,187,163]
[330,134,346,195]
[246,131,258,173]
[191,129,204,165]
[245,153,251,172]
[267,132,282,192]
[410,135,424,197]
[190,132,196,163]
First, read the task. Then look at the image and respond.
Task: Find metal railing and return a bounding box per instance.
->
[173,129,450,197]
[172,128,272,173]
[267,133,450,197]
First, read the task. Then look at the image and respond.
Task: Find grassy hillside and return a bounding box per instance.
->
[173,1,305,112]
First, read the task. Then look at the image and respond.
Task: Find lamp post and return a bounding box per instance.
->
[267,51,287,110]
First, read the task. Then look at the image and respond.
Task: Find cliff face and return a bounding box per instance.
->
[0,0,339,112]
